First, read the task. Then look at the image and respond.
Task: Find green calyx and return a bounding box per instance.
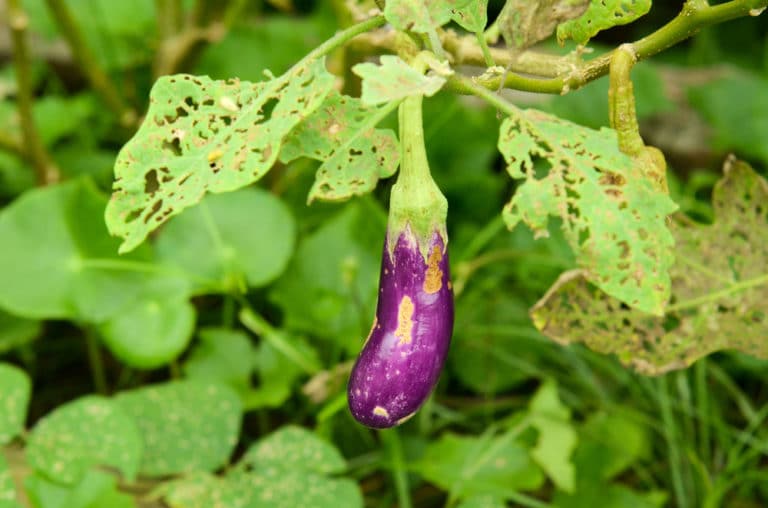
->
[387,94,448,262]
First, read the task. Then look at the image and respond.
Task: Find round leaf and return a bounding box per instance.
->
[115,381,242,476]
[0,364,31,445]
[26,396,142,485]
[99,298,195,369]
[156,188,295,290]
[240,426,346,475]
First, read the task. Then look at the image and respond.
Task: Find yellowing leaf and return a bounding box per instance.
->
[105,59,335,253]
[531,158,768,375]
[353,56,446,105]
[499,109,677,315]
[498,0,589,49]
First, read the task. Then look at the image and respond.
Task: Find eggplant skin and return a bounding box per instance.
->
[348,227,454,428]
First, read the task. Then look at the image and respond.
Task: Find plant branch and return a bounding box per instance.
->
[44,0,137,127]
[472,0,768,94]
[7,0,59,185]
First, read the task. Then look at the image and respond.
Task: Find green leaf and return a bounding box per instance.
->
[115,380,241,476]
[384,0,473,33]
[0,364,30,445]
[0,453,20,508]
[456,496,506,508]
[554,484,666,508]
[574,412,650,481]
[0,180,191,322]
[498,0,589,49]
[688,73,768,166]
[26,396,142,485]
[499,109,677,315]
[279,91,400,202]
[24,469,136,508]
[160,472,245,508]
[156,187,295,290]
[105,58,335,253]
[98,297,196,369]
[531,158,768,374]
[229,467,363,508]
[353,56,446,106]
[528,380,576,492]
[239,426,346,475]
[183,328,255,394]
[416,432,544,500]
[451,0,489,32]
[556,0,651,45]
[269,201,385,352]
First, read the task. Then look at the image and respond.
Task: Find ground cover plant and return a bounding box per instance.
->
[1,0,768,506]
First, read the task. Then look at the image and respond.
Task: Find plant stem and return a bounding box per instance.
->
[6,0,59,185]
[85,328,108,394]
[44,0,137,127]
[380,429,413,508]
[475,31,495,67]
[472,0,768,94]
[304,14,387,62]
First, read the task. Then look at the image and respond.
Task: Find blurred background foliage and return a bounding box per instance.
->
[1,0,768,507]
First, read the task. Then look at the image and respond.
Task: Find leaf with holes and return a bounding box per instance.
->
[156,187,295,288]
[0,454,19,507]
[115,380,241,476]
[239,425,346,475]
[499,109,677,315]
[0,364,30,445]
[498,0,589,49]
[26,396,142,485]
[384,0,473,33]
[557,0,651,45]
[352,56,446,106]
[450,0,489,33]
[281,91,399,202]
[105,58,335,253]
[0,180,191,322]
[532,158,768,374]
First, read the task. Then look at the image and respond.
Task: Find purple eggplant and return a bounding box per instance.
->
[347,93,453,428]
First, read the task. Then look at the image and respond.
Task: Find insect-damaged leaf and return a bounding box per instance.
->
[105,58,335,253]
[531,158,768,375]
[384,0,473,34]
[353,55,447,106]
[450,0,489,33]
[497,0,589,49]
[499,108,677,315]
[280,91,399,202]
[557,0,651,45]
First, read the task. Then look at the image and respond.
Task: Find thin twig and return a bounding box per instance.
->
[44,0,137,126]
[7,0,59,185]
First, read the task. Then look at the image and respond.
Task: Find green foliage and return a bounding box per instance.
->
[353,55,446,105]
[498,0,590,49]
[26,396,142,485]
[499,108,677,315]
[105,59,335,253]
[456,496,505,508]
[0,453,19,507]
[528,380,577,492]
[557,0,652,45]
[384,0,473,33]
[279,91,400,202]
[25,469,136,508]
[155,187,296,290]
[0,180,189,321]
[450,0,489,32]
[532,158,768,374]
[0,364,30,445]
[183,328,256,398]
[239,425,346,474]
[416,432,544,500]
[688,73,768,166]
[115,381,241,476]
